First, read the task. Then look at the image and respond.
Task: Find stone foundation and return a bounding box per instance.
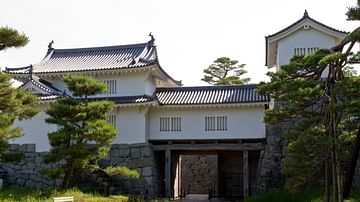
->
[1,144,62,189]
[255,102,295,193]
[1,143,159,196]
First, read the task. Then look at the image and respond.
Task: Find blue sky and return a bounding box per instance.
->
[0,0,358,86]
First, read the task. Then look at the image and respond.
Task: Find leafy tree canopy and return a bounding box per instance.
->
[201,57,250,85]
[0,26,29,51]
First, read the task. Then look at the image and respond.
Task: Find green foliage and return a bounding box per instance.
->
[105,166,140,179]
[0,72,38,162]
[43,75,116,189]
[1,151,24,163]
[64,75,107,97]
[0,26,29,51]
[0,186,128,202]
[245,188,360,202]
[201,57,250,85]
[346,1,360,21]
[258,39,360,194]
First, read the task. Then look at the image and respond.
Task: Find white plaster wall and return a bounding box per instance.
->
[277,28,336,70]
[46,71,155,97]
[10,110,56,152]
[148,106,266,140]
[113,107,147,144]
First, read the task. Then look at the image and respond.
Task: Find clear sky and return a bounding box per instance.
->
[0,0,358,86]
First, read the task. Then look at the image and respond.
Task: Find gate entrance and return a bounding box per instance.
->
[152,141,263,200]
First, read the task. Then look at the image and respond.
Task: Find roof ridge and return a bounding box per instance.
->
[266,11,347,38]
[52,42,148,53]
[156,84,257,91]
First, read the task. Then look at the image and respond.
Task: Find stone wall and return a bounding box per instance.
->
[1,143,159,196]
[1,144,62,189]
[99,143,159,196]
[180,155,218,195]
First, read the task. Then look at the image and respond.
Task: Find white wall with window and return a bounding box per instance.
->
[149,106,266,140]
[160,117,181,132]
[46,71,156,97]
[277,29,335,70]
[205,116,227,131]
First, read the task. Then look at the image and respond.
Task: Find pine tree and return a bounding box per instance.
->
[201,57,250,85]
[258,2,360,201]
[0,26,29,51]
[43,75,117,189]
[0,26,37,161]
[0,73,38,161]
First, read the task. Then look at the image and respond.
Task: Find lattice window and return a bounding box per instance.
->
[294,48,306,56]
[102,80,117,94]
[307,47,319,54]
[160,117,181,132]
[107,114,117,128]
[217,116,227,131]
[205,117,216,131]
[294,47,319,56]
[205,116,227,131]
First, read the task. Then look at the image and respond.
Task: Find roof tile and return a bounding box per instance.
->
[156,84,269,105]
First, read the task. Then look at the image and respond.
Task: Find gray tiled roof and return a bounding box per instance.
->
[26,76,63,95]
[6,39,157,74]
[155,84,269,105]
[89,95,155,104]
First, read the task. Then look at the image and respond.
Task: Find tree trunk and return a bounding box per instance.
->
[343,125,360,199]
[333,114,343,202]
[332,144,338,202]
[324,157,330,202]
[62,160,75,189]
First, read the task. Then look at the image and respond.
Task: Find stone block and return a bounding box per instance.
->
[26,144,36,152]
[22,168,34,175]
[128,158,153,168]
[130,148,141,159]
[16,178,26,186]
[144,176,153,185]
[119,144,131,149]
[119,148,130,158]
[109,148,120,157]
[25,180,35,187]
[140,146,153,157]
[19,144,27,152]
[110,157,128,165]
[142,166,153,177]
[35,182,43,189]
[29,175,41,183]
[9,144,20,151]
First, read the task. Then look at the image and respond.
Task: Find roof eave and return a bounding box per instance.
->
[157,102,270,108]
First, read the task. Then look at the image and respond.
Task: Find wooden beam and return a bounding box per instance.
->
[153,143,264,151]
[243,150,250,198]
[165,149,172,198]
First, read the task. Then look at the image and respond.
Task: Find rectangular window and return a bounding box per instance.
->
[107,114,117,128]
[307,47,319,54]
[160,117,181,132]
[294,47,319,56]
[205,117,216,131]
[217,116,227,131]
[205,116,227,131]
[102,80,117,94]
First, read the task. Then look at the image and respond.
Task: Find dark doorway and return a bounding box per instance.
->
[218,151,243,199]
